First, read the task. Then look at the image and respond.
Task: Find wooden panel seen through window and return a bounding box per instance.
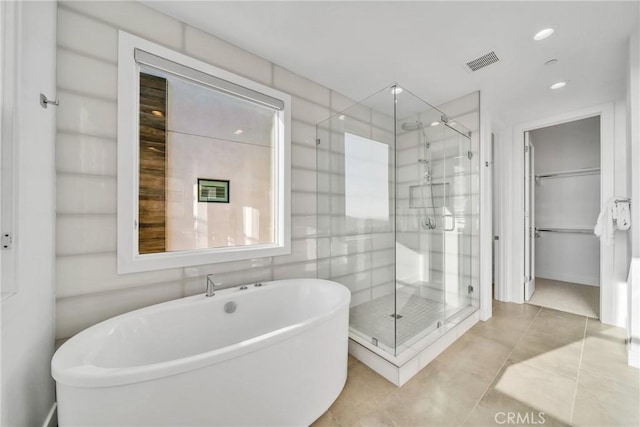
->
[138,73,167,254]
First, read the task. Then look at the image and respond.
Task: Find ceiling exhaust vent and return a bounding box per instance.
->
[466,51,499,72]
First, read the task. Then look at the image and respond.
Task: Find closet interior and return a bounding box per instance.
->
[527,116,601,318]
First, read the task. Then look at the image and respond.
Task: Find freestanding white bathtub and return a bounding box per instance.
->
[52,278,350,426]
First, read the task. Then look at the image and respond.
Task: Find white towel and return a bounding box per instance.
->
[616,200,631,230]
[595,197,617,245]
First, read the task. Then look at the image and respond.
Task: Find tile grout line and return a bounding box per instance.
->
[459,305,543,426]
[569,316,588,426]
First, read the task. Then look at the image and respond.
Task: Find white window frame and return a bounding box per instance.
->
[117,31,291,274]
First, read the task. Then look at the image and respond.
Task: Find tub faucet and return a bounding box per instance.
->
[206,274,217,297]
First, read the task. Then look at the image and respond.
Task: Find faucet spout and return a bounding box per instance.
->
[206,274,217,297]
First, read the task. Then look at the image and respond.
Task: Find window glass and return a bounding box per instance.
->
[138,65,276,254]
[344,132,389,220]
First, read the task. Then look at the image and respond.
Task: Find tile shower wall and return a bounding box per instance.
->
[54,1,355,340]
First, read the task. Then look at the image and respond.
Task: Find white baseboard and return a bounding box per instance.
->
[628,337,640,368]
[536,272,600,287]
[480,305,492,321]
[627,258,639,368]
[42,403,56,427]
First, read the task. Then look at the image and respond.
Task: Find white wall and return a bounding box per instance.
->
[532,117,601,286]
[629,23,640,261]
[1,1,57,425]
[626,26,639,367]
[54,0,357,341]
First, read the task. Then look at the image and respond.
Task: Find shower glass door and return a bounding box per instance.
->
[394,90,472,354]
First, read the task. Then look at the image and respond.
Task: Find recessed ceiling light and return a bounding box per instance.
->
[234,129,244,135]
[151,110,164,117]
[550,81,567,90]
[430,121,440,127]
[545,59,559,66]
[338,115,345,121]
[533,28,554,41]
[391,87,403,95]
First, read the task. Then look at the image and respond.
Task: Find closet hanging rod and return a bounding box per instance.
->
[535,227,594,235]
[535,167,600,180]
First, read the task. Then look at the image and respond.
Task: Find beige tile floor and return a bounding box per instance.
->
[528,278,600,319]
[313,301,640,427]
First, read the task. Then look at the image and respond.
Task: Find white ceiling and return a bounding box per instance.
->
[144,1,639,126]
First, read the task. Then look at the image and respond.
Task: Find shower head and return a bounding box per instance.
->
[401,121,424,131]
[403,120,431,153]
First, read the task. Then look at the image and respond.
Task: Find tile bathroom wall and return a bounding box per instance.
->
[55,1,483,340]
[55,0,354,339]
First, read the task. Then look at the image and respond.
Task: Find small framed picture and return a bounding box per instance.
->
[198,179,230,203]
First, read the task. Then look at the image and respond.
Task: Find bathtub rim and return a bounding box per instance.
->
[52,278,350,388]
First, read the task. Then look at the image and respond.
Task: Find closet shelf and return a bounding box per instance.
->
[535,167,600,180]
[535,227,594,235]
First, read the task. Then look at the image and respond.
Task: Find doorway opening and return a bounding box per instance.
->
[523,116,601,318]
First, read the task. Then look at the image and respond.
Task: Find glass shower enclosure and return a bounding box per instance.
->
[316,85,478,362]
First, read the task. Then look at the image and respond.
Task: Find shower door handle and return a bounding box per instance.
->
[442,213,455,232]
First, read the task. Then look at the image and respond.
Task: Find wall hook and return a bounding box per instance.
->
[40,93,59,109]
